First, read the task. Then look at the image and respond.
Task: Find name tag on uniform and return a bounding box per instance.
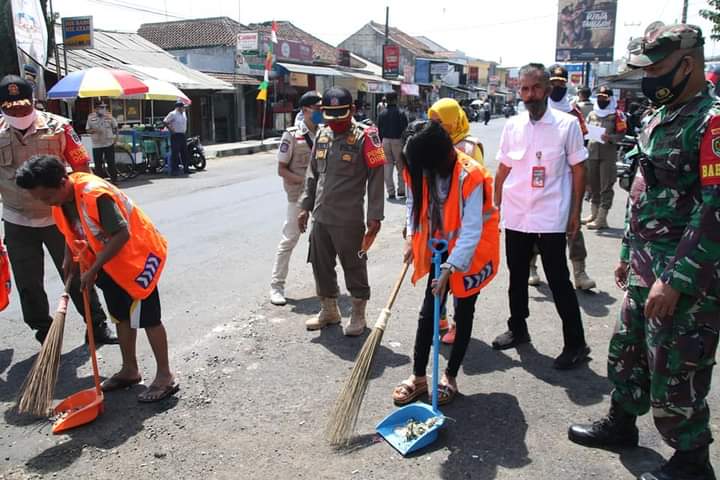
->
[341,153,352,162]
[531,166,545,188]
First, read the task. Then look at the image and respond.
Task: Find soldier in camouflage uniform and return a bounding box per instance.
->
[568,24,718,480]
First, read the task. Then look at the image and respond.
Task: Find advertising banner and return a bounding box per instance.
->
[11,0,47,64]
[383,44,400,79]
[415,59,431,84]
[555,0,617,62]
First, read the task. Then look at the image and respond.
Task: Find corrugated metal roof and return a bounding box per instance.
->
[48,28,232,91]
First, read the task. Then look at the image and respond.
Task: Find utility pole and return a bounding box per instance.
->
[384,6,389,45]
[682,0,688,23]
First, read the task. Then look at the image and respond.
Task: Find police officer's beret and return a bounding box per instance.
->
[322,87,352,120]
[597,85,613,97]
[548,65,569,82]
[627,22,704,68]
[0,75,33,107]
[299,90,321,108]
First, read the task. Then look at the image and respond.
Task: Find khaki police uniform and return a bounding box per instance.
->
[270,124,314,292]
[299,121,385,300]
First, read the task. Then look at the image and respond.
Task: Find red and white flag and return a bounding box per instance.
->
[271,21,278,44]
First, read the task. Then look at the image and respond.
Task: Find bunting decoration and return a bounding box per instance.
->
[256,21,279,101]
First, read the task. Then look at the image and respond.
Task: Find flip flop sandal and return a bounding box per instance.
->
[436,383,458,406]
[137,381,180,403]
[101,375,142,392]
[392,380,428,406]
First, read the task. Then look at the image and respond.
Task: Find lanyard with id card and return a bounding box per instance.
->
[532,150,545,188]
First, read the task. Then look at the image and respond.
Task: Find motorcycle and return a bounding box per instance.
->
[186,136,206,171]
[616,135,638,192]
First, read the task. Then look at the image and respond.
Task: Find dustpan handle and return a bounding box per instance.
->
[82,286,102,396]
[429,239,448,413]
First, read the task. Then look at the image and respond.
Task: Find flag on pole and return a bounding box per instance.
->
[271,21,278,44]
[257,21,277,102]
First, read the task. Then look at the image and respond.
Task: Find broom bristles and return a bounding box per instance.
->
[16,293,69,417]
[325,326,385,446]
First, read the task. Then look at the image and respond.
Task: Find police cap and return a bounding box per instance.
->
[596,85,613,97]
[627,22,704,68]
[548,65,568,82]
[322,86,352,120]
[298,90,321,108]
[0,75,33,109]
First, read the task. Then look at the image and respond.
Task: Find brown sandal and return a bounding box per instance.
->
[436,382,458,406]
[392,379,428,405]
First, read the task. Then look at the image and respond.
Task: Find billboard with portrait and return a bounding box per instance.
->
[555,0,617,62]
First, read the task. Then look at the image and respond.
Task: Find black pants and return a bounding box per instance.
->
[505,229,585,349]
[170,133,190,173]
[3,221,107,334]
[413,257,478,378]
[92,145,117,182]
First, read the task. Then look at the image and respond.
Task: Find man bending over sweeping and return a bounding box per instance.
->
[393,121,499,406]
[15,155,178,403]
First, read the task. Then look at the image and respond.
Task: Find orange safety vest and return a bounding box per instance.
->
[409,151,500,298]
[53,173,168,300]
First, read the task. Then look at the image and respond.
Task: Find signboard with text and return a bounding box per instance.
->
[62,16,94,50]
[12,0,47,64]
[237,32,259,54]
[415,59,430,84]
[555,0,617,62]
[383,44,400,79]
[430,62,449,75]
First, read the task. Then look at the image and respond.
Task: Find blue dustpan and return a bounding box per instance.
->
[377,239,447,456]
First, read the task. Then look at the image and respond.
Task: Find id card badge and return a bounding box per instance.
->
[531,166,546,188]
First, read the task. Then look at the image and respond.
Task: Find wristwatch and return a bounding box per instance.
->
[440,262,456,273]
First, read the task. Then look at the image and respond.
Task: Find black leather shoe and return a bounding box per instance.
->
[568,401,639,449]
[639,446,716,480]
[387,194,396,200]
[491,330,531,350]
[553,344,591,369]
[86,323,119,345]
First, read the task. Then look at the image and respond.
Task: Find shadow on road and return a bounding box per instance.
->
[287,294,353,317]
[438,392,531,479]
[512,344,609,406]
[594,227,624,239]
[310,324,410,379]
[527,283,618,318]
[619,447,667,477]
[24,388,179,474]
[449,338,521,376]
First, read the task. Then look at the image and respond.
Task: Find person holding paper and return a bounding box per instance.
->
[583,86,624,230]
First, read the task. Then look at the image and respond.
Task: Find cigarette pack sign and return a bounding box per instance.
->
[62,16,93,50]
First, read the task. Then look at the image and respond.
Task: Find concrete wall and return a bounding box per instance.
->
[339,25,416,74]
[168,46,235,74]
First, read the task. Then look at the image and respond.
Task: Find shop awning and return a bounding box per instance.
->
[276,63,346,77]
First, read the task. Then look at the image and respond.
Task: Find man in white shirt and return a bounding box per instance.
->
[492,63,590,370]
[163,101,190,175]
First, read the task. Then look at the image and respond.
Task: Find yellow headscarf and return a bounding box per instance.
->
[428,98,470,145]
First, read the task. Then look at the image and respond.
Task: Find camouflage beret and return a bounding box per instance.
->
[627,22,704,68]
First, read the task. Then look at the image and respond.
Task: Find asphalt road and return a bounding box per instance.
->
[0,117,717,479]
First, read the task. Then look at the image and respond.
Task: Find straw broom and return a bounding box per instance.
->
[325,262,410,446]
[16,279,72,416]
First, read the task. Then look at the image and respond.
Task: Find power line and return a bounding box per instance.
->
[408,14,556,35]
[86,0,186,19]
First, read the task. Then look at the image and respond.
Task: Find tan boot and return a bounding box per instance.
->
[344,298,367,336]
[528,254,541,286]
[581,204,599,225]
[572,260,597,290]
[587,208,609,230]
[305,297,342,330]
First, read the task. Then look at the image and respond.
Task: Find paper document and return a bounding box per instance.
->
[586,124,606,144]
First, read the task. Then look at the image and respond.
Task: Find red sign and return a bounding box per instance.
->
[383,44,400,79]
[469,66,479,83]
[261,33,313,63]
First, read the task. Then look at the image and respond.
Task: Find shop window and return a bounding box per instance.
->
[109,99,143,124]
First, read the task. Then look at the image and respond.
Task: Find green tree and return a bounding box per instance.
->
[700,0,720,41]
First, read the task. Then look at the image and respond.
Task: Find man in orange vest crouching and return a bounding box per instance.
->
[15,155,178,403]
[391,120,500,406]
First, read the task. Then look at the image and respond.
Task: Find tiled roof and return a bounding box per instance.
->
[138,17,249,50]
[367,21,443,59]
[247,21,365,68]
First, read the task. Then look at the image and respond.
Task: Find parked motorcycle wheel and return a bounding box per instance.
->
[191,149,206,170]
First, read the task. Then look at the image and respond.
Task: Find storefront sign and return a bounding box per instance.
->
[403,65,414,83]
[401,83,419,96]
[383,44,400,79]
[11,0,47,64]
[430,63,449,75]
[260,33,313,63]
[237,32,259,54]
[367,81,393,94]
[415,59,431,84]
[289,72,309,87]
[62,16,94,50]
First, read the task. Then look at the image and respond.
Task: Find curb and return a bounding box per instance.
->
[206,140,281,159]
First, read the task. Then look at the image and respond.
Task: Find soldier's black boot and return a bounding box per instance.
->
[568,400,639,448]
[639,446,716,480]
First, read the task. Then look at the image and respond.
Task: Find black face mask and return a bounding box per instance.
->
[641,57,690,106]
[550,86,567,102]
[597,99,610,109]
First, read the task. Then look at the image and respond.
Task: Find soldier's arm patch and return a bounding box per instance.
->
[699,115,720,186]
[362,126,386,168]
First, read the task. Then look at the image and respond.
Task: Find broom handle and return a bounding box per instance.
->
[82,286,102,396]
[384,261,410,311]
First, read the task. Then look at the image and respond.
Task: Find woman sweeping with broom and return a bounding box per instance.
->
[392,120,499,406]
